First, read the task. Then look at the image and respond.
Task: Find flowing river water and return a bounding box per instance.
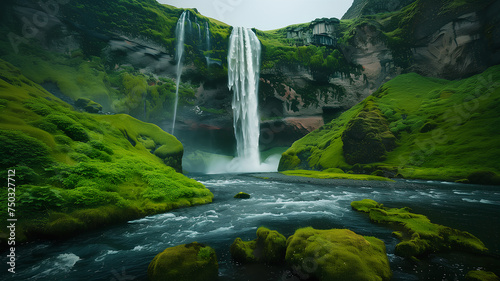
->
[2,174,500,281]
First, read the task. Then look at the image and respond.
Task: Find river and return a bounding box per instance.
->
[2,174,500,280]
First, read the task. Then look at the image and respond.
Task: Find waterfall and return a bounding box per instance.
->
[171,11,187,135]
[227,27,262,171]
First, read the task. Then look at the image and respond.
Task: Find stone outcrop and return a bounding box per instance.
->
[230,227,287,264]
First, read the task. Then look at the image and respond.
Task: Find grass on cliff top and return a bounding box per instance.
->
[281,170,394,181]
[0,59,213,243]
[279,65,500,181]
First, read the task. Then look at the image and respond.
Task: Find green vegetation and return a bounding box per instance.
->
[0,59,213,243]
[351,199,488,257]
[285,227,392,281]
[230,227,287,264]
[281,170,393,181]
[280,65,500,182]
[148,242,218,281]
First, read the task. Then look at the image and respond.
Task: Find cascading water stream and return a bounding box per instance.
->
[171,11,188,135]
[227,27,262,171]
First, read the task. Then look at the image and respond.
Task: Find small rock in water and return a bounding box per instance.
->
[234,192,250,199]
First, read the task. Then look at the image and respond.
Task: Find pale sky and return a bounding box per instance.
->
[157,0,354,30]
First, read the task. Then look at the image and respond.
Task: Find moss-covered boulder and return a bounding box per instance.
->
[234,192,250,199]
[465,270,500,281]
[230,227,287,264]
[148,242,218,281]
[285,227,392,281]
[351,199,488,257]
[74,98,103,113]
[341,101,396,165]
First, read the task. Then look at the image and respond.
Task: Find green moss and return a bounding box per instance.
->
[74,98,103,113]
[230,227,287,264]
[256,227,287,264]
[285,228,392,281]
[148,242,218,281]
[323,168,345,173]
[281,170,393,181]
[97,114,184,171]
[351,199,488,257]
[465,270,500,281]
[342,101,396,164]
[280,65,500,181]
[234,192,250,199]
[44,215,85,239]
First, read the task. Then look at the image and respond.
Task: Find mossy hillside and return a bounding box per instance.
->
[351,199,488,257]
[281,170,394,182]
[285,227,392,281]
[279,65,500,181]
[0,60,213,243]
[148,242,218,281]
[230,227,287,264]
[95,114,184,172]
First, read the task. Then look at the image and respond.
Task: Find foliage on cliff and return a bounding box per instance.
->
[0,59,213,243]
[279,65,500,181]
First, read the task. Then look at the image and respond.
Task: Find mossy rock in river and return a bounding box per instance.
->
[285,227,392,281]
[230,227,287,264]
[465,270,500,281]
[148,242,218,281]
[351,199,488,257]
[467,171,500,186]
